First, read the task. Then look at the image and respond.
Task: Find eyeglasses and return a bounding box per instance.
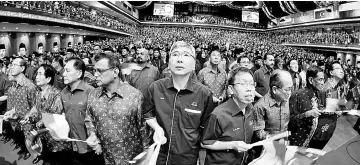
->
[233,81,256,87]
[170,52,195,59]
[10,63,23,67]
[94,67,114,74]
[277,86,293,94]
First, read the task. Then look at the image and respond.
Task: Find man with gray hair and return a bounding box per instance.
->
[143,41,215,165]
[127,48,160,95]
[253,69,293,140]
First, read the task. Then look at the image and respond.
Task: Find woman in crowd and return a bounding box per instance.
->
[27,64,72,165]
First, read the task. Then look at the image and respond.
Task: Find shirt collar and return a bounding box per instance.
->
[265,92,283,107]
[229,98,253,117]
[98,80,125,98]
[66,80,86,93]
[166,76,195,92]
[133,63,151,71]
[262,65,273,74]
[16,75,28,87]
[206,65,221,74]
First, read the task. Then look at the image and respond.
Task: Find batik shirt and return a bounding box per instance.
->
[6,75,37,119]
[288,87,337,149]
[86,81,148,165]
[127,63,159,96]
[253,93,290,139]
[197,66,227,99]
[34,85,71,152]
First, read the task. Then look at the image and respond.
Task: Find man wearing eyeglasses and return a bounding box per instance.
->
[85,53,148,165]
[3,57,37,161]
[143,41,214,165]
[253,70,293,140]
[201,66,254,165]
[127,48,159,96]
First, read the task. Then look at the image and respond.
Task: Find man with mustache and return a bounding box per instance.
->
[127,48,159,95]
[253,54,275,99]
[143,41,214,165]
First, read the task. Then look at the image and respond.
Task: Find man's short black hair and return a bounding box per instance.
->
[66,57,85,79]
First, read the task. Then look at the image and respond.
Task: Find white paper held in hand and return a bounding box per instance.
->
[42,113,89,143]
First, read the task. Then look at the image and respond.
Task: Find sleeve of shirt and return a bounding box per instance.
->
[84,91,96,136]
[136,92,153,147]
[201,114,222,145]
[142,82,156,119]
[197,70,204,84]
[50,93,64,114]
[27,85,37,110]
[252,104,269,139]
[200,91,215,129]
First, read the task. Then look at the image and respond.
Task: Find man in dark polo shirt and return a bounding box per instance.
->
[254,54,274,99]
[201,66,254,165]
[52,55,65,90]
[60,57,105,165]
[143,41,214,165]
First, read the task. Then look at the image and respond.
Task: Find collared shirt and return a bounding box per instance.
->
[34,85,71,152]
[289,70,302,92]
[202,99,253,165]
[54,68,65,90]
[143,77,214,165]
[86,81,147,165]
[128,63,159,95]
[6,75,37,118]
[197,66,227,98]
[0,72,11,113]
[253,93,290,139]
[61,80,94,153]
[288,87,336,149]
[323,79,348,99]
[253,66,273,96]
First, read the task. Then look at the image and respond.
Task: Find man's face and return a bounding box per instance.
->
[39,57,45,65]
[51,60,59,69]
[94,58,116,87]
[19,48,26,56]
[149,49,153,55]
[38,46,44,54]
[160,51,167,60]
[264,55,274,68]
[229,72,255,104]
[121,49,128,56]
[289,60,298,72]
[136,49,148,63]
[0,49,5,59]
[273,74,293,102]
[63,60,81,85]
[93,46,101,54]
[331,63,344,80]
[311,72,325,91]
[53,46,58,52]
[255,59,263,66]
[210,51,221,65]
[169,47,195,76]
[10,58,24,76]
[239,57,250,68]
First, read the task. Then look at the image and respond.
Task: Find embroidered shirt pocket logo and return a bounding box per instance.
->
[233,128,240,131]
[160,97,165,100]
[184,108,201,114]
[191,102,197,107]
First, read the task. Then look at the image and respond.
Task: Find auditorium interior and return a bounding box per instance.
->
[0,1,359,165]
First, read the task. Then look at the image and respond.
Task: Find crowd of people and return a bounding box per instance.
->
[142,15,266,29]
[0,25,359,165]
[0,1,138,34]
[273,29,360,45]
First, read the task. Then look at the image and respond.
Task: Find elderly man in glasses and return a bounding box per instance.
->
[253,69,293,140]
[143,41,214,165]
